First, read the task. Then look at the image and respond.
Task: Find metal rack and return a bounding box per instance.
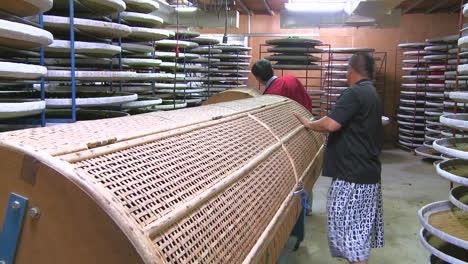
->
[258,43,332,117]
[0,9,51,127]
[395,38,465,152]
[323,50,387,116]
[394,43,435,151]
[417,3,468,263]
[0,0,125,127]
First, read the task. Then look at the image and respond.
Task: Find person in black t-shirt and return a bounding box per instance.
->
[294,52,384,264]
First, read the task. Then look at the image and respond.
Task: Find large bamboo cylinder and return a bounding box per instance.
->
[0,95,325,264]
[202,87,261,105]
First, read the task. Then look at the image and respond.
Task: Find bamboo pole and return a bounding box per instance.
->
[247,113,299,181]
[59,101,292,163]
[49,98,290,157]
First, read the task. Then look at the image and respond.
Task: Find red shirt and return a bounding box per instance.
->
[264,75,312,112]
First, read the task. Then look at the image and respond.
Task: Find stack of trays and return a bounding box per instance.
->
[0,1,54,123]
[397,42,432,149]
[264,37,325,116]
[265,37,323,70]
[36,0,169,118]
[410,34,467,157]
[152,34,205,108]
[418,13,468,261]
[118,0,194,111]
[188,36,223,99]
[197,42,252,96]
[37,12,141,110]
[323,47,376,111]
[322,47,390,125]
[421,114,468,263]
[46,0,202,114]
[426,35,461,151]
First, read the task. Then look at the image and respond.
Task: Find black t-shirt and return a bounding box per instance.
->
[323,79,384,184]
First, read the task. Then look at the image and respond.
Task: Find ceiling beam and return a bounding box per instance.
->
[402,0,425,14]
[236,0,253,16]
[425,0,449,13]
[449,0,464,14]
[262,0,275,16]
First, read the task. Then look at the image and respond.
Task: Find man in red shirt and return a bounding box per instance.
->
[251,59,312,112]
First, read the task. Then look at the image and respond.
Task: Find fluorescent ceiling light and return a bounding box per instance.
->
[175,6,197,12]
[285,2,345,12]
[285,0,360,13]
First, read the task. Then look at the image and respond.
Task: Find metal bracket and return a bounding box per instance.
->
[0,193,29,264]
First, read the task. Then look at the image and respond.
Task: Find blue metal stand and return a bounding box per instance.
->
[151,41,156,97]
[39,14,46,127]
[0,193,29,264]
[69,0,77,122]
[117,13,123,93]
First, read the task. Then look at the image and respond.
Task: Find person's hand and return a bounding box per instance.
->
[295,180,304,192]
[294,112,310,129]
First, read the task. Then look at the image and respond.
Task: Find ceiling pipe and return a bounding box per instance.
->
[402,0,424,14]
[262,0,275,16]
[237,0,253,16]
[425,0,449,13]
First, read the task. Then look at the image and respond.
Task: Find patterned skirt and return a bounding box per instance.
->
[327,179,384,262]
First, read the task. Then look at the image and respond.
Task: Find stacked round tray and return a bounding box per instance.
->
[39,9,147,113]
[422,120,468,263]
[422,29,468,261]
[49,0,202,113]
[0,5,54,121]
[414,34,468,156]
[197,42,252,97]
[118,2,189,112]
[322,47,393,125]
[323,47,376,113]
[188,36,224,99]
[151,34,207,107]
[264,37,325,115]
[398,42,435,149]
[264,37,323,70]
[0,0,248,124]
[425,36,460,129]
[420,37,461,156]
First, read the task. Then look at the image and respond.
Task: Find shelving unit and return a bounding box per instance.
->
[418,1,468,263]
[1,0,243,130]
[259,40,332,117]
[323,48,387,115]
[396,42,436,150]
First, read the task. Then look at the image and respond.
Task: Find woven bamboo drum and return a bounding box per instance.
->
[0,95,325,264]
[203,87,261,105]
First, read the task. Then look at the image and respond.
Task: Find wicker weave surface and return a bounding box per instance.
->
[0,95,325,264]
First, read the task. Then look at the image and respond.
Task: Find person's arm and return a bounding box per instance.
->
[294,113,341,133]
[294,88,360,133]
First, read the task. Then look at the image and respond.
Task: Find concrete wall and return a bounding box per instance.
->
[197,13,461,142]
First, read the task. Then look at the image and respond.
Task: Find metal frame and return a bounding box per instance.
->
[0,0,122,126]
[258,42,332,117]
[0,193,29,264]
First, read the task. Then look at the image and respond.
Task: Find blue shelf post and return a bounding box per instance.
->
[69,0,77,122]
[39,14,46,127]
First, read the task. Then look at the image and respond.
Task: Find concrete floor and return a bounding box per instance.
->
[287,148,450,264]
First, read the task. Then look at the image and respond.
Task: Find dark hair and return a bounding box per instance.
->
[349,52,376,79]
[251,59,273,82]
